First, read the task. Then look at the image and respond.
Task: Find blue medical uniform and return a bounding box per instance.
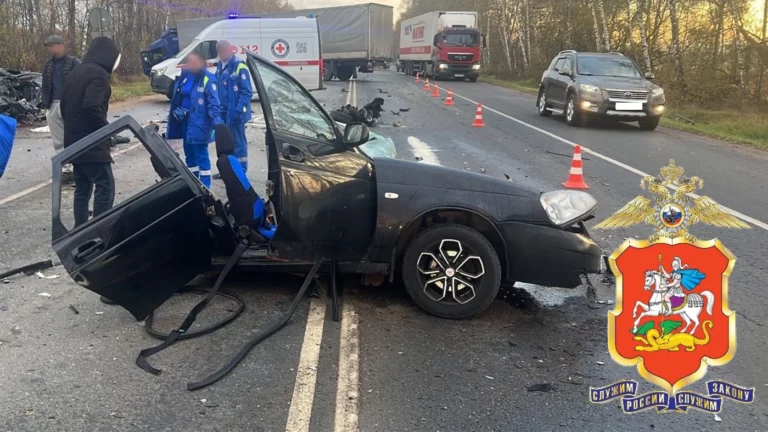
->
[216,57,252,171]
[168,70,221,188]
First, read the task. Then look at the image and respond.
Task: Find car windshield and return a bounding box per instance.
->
[577,56,642,78]
[443,33,479,47]
[254,60,336,143]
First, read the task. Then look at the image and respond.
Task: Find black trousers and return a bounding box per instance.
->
[73,163,115,227]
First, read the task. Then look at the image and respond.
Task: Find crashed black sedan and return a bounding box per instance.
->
[51,53,603,323]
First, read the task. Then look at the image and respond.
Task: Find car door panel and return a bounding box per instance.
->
[246,53,376,262]
[51,117,215,320]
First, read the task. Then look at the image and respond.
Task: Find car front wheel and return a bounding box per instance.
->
[565,94,581,126]
[402,224,501,319]
[537,90,552,117]
[639,116,660,131]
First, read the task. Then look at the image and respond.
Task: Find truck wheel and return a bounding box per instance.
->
[639,116,660,131]
[402,224,501,319]
[322,62,334,81]
[336,66,354,81]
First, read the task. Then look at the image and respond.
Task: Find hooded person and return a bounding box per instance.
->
[61,36,121,228]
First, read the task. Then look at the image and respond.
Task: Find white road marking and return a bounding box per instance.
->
[407,136,441,165]
[345,80,354,106]
[334,301,360,432]
[446,88,768,232]
[0,142,143,206]
[285,297,327,432]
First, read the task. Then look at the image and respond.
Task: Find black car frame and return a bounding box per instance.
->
[51,52,604,321]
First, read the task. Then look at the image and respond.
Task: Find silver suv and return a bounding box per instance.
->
[536,51,666,130]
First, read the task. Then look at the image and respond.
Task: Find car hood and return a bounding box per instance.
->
[372,157,552,224]
[579,75,656,90]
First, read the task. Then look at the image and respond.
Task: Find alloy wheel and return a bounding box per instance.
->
[539,92,547,113]
[566,99,574,122]
[416,239,486,305]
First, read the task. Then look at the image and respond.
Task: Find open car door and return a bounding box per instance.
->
[51,117,215,320]
[245,53,377,262]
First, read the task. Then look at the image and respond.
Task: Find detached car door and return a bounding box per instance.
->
[51,117,214,320]
[246,53,376,262]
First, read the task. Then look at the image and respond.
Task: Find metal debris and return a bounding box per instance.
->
[0,68,43,122]
[527,383,556,392]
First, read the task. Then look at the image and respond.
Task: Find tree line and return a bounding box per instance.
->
[398,0,768,108]
[0,0,293,76]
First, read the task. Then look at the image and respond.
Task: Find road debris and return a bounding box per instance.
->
[714,413,722,422]
[0,259,54,279]
[69,304,80,314]
[0,68,43,122]
[35,271,59,279]
[596,361,605,365]
[484,375,495,380]
[37,292,51,297]
[31,125,50,133]
[527,383,557,392]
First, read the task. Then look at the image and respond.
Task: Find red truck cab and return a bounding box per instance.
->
[431,27,484,81]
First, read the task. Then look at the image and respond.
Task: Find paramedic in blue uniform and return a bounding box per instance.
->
[215,40,252,172]
[167,50,221,188]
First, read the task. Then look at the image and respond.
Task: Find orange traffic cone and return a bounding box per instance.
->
[432,83,440,98]
[562,145,590,189]
[471,103,486,127]
[444,88,454,106]
[424,78,430,91]
[415,72,420,83]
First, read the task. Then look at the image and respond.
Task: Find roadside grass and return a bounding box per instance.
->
[482,76,768,150]
[111,77,153,102]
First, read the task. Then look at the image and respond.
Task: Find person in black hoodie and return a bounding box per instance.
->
[61,37,121,227]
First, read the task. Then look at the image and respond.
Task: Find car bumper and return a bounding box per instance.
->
[150,74,173,95]
[499,221,604,288]
[579,96,665,120]
[435,66,479,79]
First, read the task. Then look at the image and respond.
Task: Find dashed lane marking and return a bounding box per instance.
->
[407,136,441,165]
[334,301,360,432]
[0,142,142,206]
[285,298,327,432]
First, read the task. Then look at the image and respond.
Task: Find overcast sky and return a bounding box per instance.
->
[291,0,403,19]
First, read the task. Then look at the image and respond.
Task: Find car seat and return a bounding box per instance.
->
[214,124,276,242]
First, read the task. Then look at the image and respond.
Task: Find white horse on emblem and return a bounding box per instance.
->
[632,270,714,335]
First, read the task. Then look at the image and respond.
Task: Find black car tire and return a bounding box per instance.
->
[565,94,582,126]
[402,224,501,319]
[639,116,661,131]
[537,89,552,117]
[468,77,478,82]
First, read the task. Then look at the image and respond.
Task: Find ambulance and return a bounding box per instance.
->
[150,16,322,98]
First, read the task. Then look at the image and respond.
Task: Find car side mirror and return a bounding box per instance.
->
[433,35,440,47]
[344,123,369,148]
[559,67,572,77]
[645,72,655,80]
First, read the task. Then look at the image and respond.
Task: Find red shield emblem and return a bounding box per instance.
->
[608,238,736,393]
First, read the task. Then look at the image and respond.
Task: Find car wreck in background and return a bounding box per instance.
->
[50,53,604,389]
[0,68,44,122]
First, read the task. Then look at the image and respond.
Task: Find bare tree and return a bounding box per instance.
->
[589,1,603,51]
[729,0,747,95]
[636,0,652,72]
[668,0,686,93]
[597,0,611,51]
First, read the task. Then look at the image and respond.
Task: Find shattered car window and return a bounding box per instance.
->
[259,65,336,143]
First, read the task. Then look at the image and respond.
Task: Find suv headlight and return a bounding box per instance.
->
[153,66,167,76]
[579,84,601,94]
[438,63,448,70]
[652,87,664,97]
[472,64,481,70]
[540,190,598,227]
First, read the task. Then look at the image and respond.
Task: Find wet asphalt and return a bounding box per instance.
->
[0,70,766,431]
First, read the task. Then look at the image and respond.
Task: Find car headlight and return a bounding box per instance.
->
[579,84,601,94]
[472,64,481,70]
[652,87,664,97]
[153,66,166,76]
[438,63,448,70]
[540,190,598,227]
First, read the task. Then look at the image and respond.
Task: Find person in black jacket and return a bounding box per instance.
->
[61,37,121,227]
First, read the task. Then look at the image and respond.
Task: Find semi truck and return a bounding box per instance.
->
[141,3,394,82]
[399,11,485,82]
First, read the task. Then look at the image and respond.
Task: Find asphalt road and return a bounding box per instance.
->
[0,71,766,431]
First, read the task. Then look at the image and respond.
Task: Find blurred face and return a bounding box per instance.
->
[186,53,205,73]
[217,44,233,62]
[47,43,65,58]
